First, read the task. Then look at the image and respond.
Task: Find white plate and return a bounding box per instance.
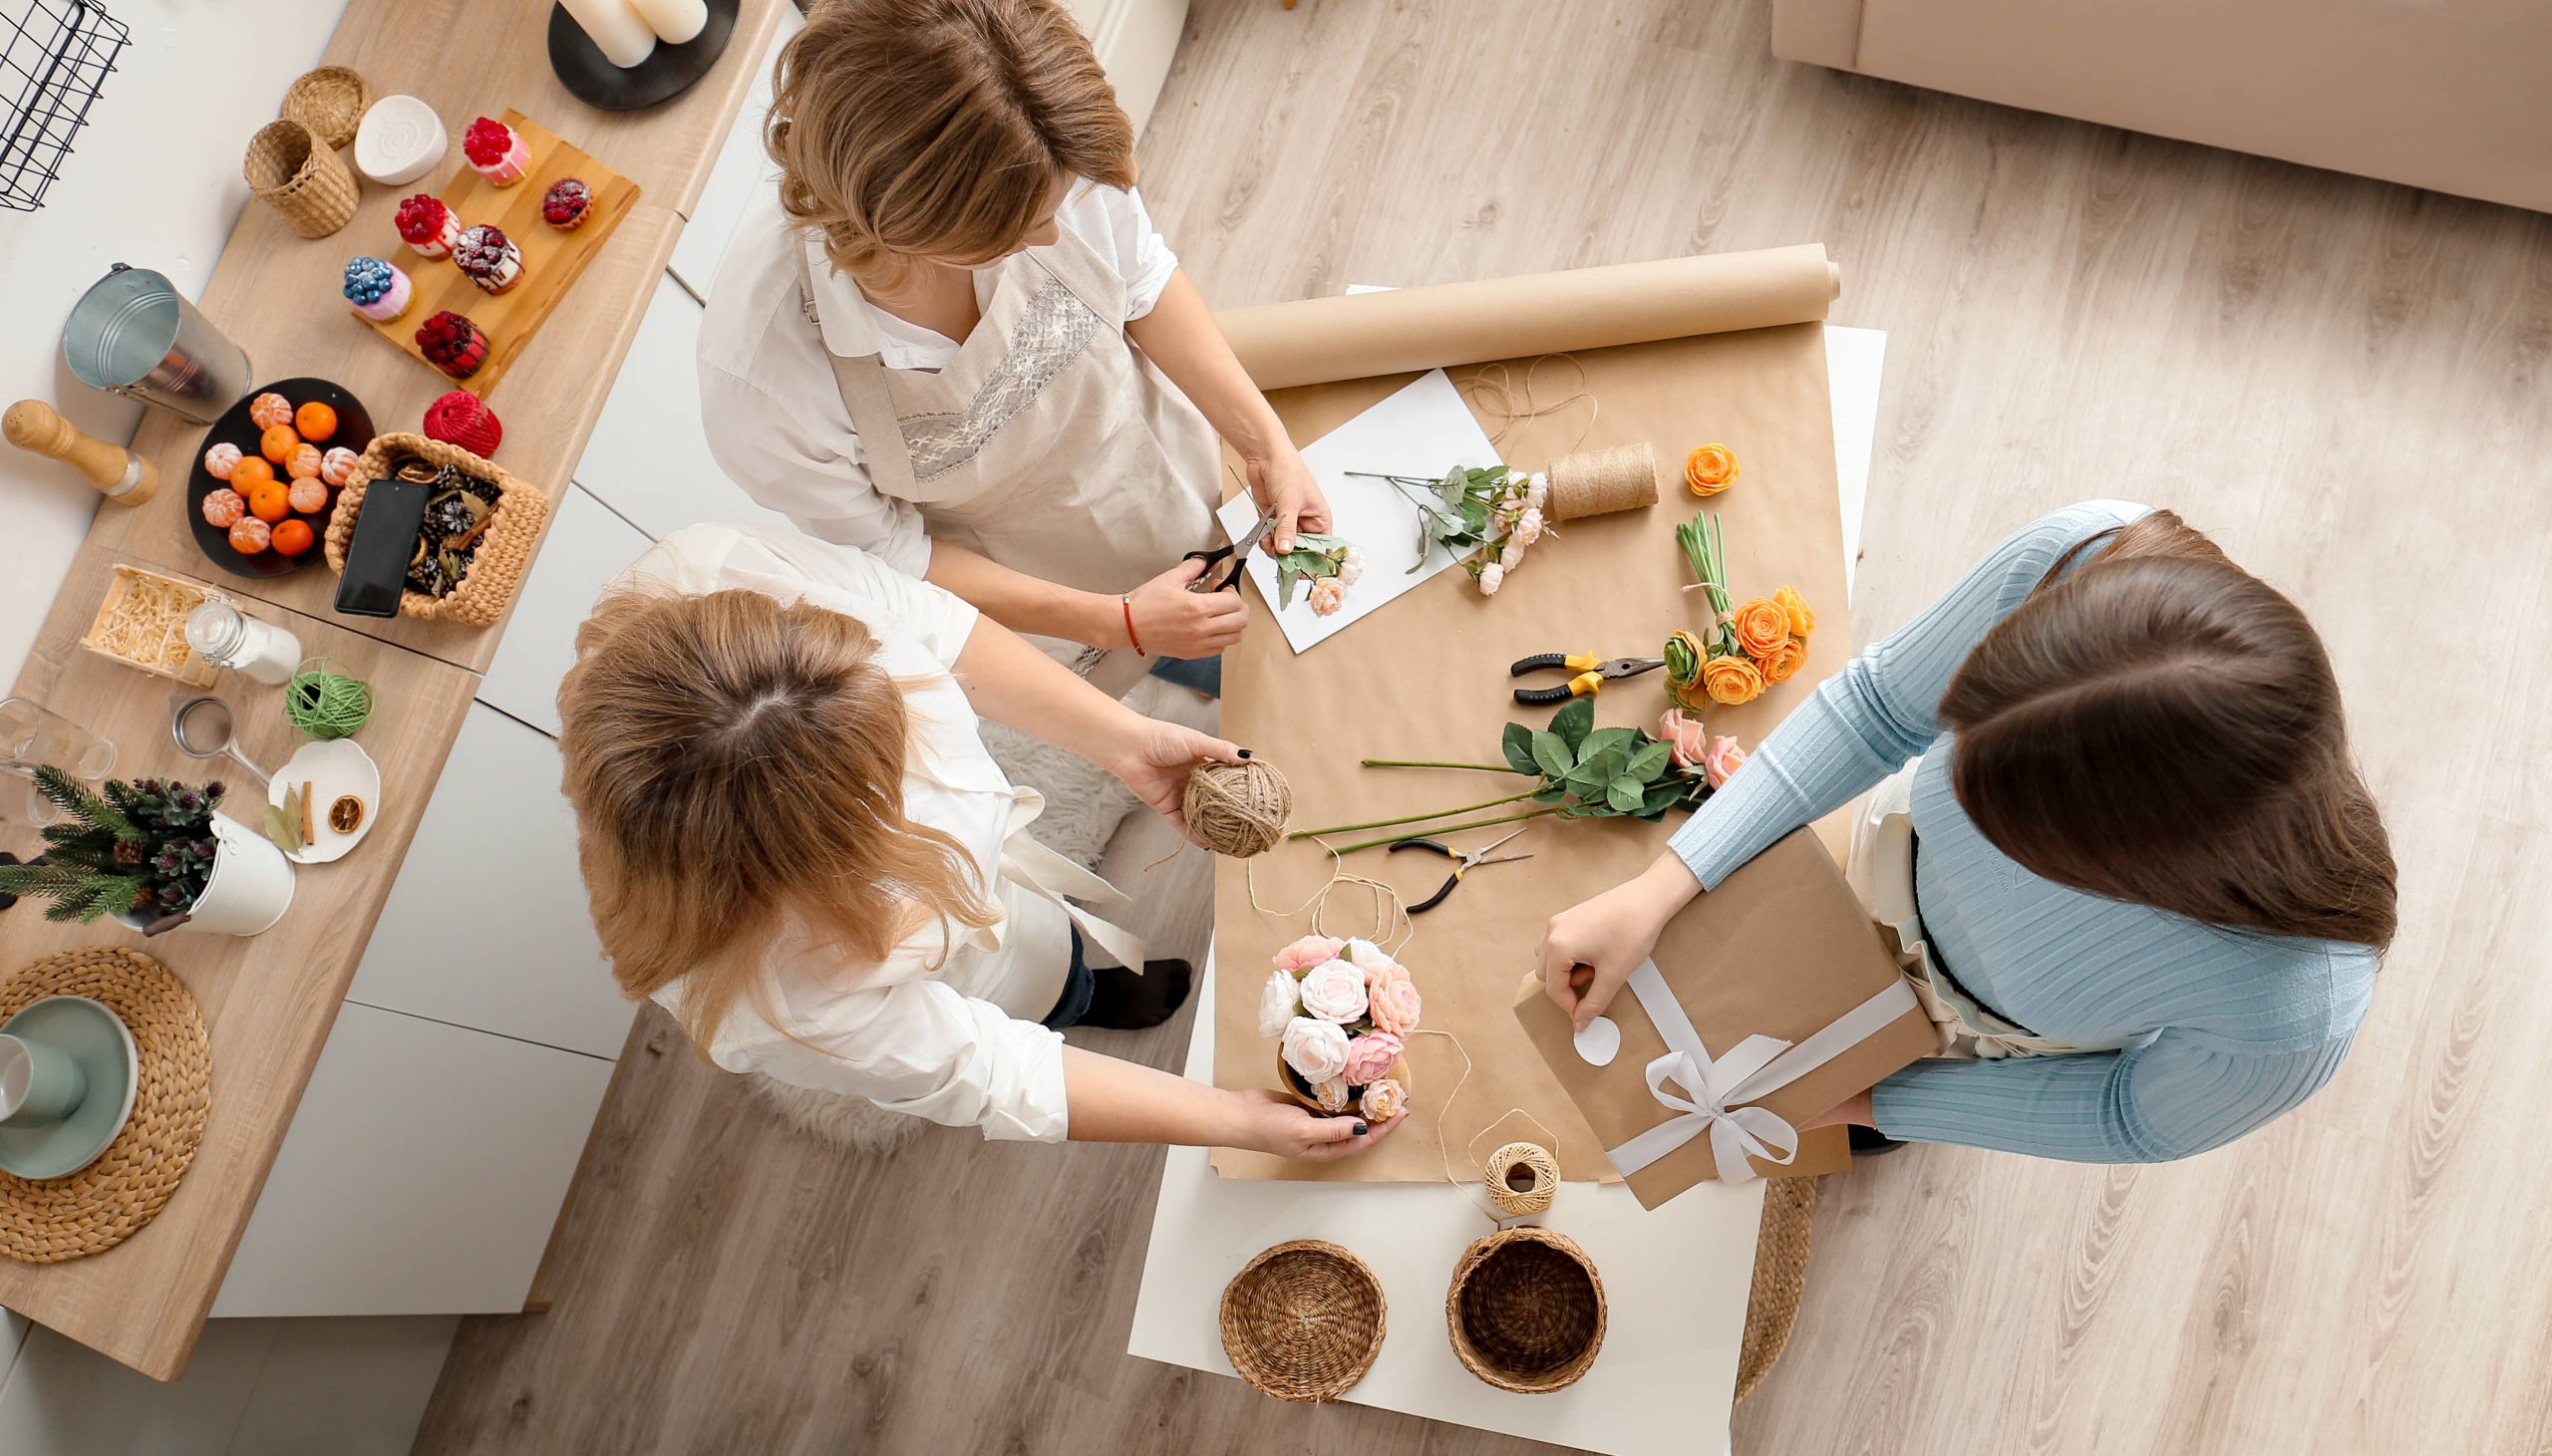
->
[267,738,383,864]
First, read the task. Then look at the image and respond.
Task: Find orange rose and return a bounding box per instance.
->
[1733,597,1790,658]
[1701,654,1764,706]
[1773,584,1815,639]
[1685,443,1739,496]
[1755,638,1808,684]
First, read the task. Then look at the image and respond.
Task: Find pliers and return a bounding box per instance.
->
[1388,828,1535,913]
[1508,652,1667,706]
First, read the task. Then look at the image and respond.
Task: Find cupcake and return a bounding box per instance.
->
[453,224,523,295]
[463,117,530,186]
[417,310,489,379]
[539,177,592,231]
[395,194,461,259]
[343,256,413,322]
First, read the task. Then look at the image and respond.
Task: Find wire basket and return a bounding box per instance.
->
[1,0,129,213]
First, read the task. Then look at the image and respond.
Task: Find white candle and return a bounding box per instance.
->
[560,0,658,68]
[629,0,709,45]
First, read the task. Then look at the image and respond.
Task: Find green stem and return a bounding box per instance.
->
[1358,758,1520,772]
[1325,806,1564,855]
[1287,789,1541,840]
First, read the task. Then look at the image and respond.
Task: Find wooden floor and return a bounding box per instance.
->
[414,2,2552,1452]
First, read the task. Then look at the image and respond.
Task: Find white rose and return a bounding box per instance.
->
[1296,958,1369,1022]
[1513,506,1544,547]
[1281,1017,1351,1082]
[1500,537,1527,570]
[1525,472,1548,511]
[1503,468,1529,491]
[1336,546,1364,586]
[1257,968,1302,1038]
[1310,1078,1352,1113]
[1477,562,1505,596]
[1343,938,1398,976]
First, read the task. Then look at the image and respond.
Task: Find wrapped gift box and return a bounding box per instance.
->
[1514,829,1938,1208]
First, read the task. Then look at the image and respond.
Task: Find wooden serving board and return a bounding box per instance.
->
[361,110,640,397]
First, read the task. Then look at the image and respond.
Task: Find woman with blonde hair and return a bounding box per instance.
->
[700,0,1323,691]
[559,522,1396,1157]
[1540,502,2395,1163]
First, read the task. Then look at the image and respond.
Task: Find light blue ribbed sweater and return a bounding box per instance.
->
[1668,501,2376,1163]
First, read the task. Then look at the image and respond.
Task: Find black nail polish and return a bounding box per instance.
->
[1237,747,1253,759]
[1353,1121,1370,1136]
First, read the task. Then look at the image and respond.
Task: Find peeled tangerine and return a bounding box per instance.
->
[202,442,243,480]
[287,477,329,514]
[286,442,324,479]
[247,393,294,431]
[228,516,272,554]
[200,487,245,529]
[320,446,361,486]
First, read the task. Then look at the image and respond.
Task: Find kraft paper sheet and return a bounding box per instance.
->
[1210,245,1857,1184]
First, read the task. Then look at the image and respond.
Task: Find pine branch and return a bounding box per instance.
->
[34,765,142,844]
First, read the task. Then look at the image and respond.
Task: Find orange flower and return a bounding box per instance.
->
[1733,597,1790,658]
[1773,584,1815,639]
[1685,443,1739,496]
[1701,654,1764,706]
[1755,638,1808,684]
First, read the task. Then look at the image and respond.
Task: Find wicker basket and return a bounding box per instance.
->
[324,433,549,627]
[1445,1226,1606,1393]
[243,119,357,238]
[1219,1240,1386,1402]
[280,66,370,149]
[1273,1045,1410,1116]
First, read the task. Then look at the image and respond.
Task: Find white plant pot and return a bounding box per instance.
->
[116,812,296,937]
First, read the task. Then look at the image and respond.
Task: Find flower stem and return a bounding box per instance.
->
[1288,789,1541,840]
[1359,758,1519,772]
[1324,806,1563,855]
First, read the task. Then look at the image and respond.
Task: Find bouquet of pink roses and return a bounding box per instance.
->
[1258,934,1421,1121]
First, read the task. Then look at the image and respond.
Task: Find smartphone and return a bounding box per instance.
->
[333,473,432,618]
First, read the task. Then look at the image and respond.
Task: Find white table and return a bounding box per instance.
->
[1127,327,1887,1456]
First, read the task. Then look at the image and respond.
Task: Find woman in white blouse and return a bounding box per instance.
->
[557,523,1396,1158]
[699,0,1324,688]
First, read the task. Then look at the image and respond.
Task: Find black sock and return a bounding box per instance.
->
[1079,959,1194,1030]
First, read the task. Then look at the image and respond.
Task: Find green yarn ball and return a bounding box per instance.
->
[284,659,374,741]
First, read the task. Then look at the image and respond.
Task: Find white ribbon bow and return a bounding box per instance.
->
[1604,961,1918,1185]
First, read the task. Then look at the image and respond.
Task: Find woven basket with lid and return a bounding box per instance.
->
[1445,1225,1606,1393]
[1219,1239,1386,1402]
[243,119,357,238]
[324,433,549,627]
[280,66,370,149]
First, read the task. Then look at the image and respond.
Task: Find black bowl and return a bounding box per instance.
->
[186,378,374,579]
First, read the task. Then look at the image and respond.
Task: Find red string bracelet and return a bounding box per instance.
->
[1121,594,1143,655]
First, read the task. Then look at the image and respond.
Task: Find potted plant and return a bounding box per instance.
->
[0,766,294,936]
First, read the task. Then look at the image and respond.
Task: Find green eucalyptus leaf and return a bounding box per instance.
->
[1501,722,1539,775]
[1548,697,1595,749]
[1276,566,1299,608]
[1530,730,1573,779]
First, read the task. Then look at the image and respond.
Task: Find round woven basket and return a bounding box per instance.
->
[1735,1174,1816,1402]
[1445,1225,1606,1393]
[1220,1239,1387,1402]
[281,65,370,148]
[243,119,358,238]
[324,432,551,627]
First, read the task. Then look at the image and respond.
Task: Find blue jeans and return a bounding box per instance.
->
[1146,655,1222,697]
[1041,930,1096,1029]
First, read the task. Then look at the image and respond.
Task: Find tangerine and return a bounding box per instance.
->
[259,425,301,464]
[270,518,316,556]
[294,402,337,440]
[247,480,291,523]
[228,456,275,490]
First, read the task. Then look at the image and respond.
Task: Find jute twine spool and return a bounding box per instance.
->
[0,948,209,1264]
[1183,758,1291,858]
[1483,1140,1559,1217]
[1445,1225,1607,1393]
[1220,1239,1387,1401]
[243,119,358,239]
[1545,441,1659,521]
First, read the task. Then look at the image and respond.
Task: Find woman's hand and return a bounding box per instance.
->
[1537,853,1706,1031]
[1245,442,1331,554]
[1105,717,1246,843]
[1124,557,1249,659]
[1225,1088,1403,1161]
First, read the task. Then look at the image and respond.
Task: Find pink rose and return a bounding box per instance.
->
[1340,1030,1405,1086]
[1281,1018,1350,1082]
[1704,735,1748,788]
[1273,935,1345,972]
[1658,708,1710,770]
[1476,562,1505,596]
[1366,972,1422,1035]
[1310,1078,1352,1114]
[1296,959,1369,1023]
[1359,1078,1408,1122]
[1308,576,1346,616]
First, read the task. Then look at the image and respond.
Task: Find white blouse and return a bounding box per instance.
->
[610,523,1075,1141]
[695,180,1182,578]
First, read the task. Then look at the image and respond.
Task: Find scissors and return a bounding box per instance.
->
[1387,828,1535,914]
[1183,510,1278,592]
[1508,651,1667,706]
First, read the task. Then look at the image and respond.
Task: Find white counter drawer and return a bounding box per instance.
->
[477,483,655,737]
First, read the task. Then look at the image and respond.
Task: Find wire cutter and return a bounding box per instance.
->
[1182,510,1277,592]
[1388,828,1535,913]
[1508,651,1666,706]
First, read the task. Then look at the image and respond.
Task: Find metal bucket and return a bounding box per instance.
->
[61,264,251,425]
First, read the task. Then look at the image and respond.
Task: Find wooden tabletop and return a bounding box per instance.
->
[5,0,787,1379]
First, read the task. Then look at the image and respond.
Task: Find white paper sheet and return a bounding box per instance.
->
[1822,324,1886,602]
[1217,369,1502,653]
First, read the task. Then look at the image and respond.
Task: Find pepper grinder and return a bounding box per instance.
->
[2,400,160,506]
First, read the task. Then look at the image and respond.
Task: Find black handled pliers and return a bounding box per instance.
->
[1388,828,1535,913]
[1508,652,1667,706]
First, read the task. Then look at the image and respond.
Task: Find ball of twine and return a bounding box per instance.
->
[284,658,374,740]
[1484,1141,1559,1217]
[1546,441,1659,522]
[1184,758,1291,858]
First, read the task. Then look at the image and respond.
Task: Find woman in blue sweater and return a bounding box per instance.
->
[1538,501,2395,1163]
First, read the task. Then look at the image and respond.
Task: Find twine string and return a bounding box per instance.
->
[1461,354,1599,456]
[1411,1027,1564,1226]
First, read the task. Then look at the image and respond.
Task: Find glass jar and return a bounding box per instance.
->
[184,600,302,688]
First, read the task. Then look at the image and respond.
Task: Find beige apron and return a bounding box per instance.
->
[800,224,1220,694]
[1845,761,2136,1061]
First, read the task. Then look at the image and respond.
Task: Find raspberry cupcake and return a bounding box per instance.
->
[464,117,530,186]
[395,194,462,259]
[453,224,523,295]
[417,310,489,379]
[540,177,591,231]
[343,256,413,322]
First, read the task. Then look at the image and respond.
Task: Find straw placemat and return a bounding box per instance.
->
[1735,1174,1817,1402]
[1219,1239,1387,1402]
[0,947,210,1264]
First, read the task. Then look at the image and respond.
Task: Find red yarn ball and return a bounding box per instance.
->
[422,390,501,456]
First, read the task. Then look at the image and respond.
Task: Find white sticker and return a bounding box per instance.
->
[1574,1016,1621,1067]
